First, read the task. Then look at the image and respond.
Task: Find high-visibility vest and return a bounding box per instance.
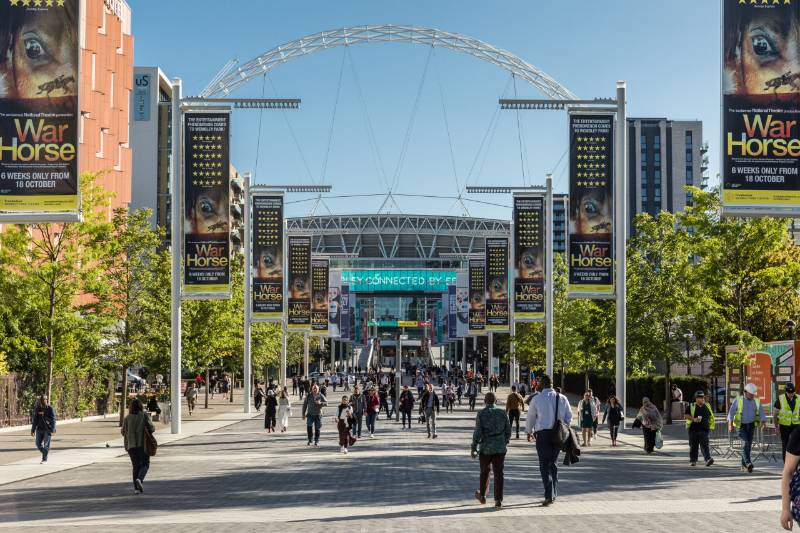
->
[733,396,761,428]
[686,403,715,430]
[778,394,800,426]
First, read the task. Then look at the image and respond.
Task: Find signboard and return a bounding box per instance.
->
[468,259,486,334]
[485,238,509,331]
[287,236,311,330]
[722,1,800,213]
[251,195,283,321]
[341,270,457,292]
[448,285,457,340]
[328,270,342,337]
[568,113,614,296]
[0,0,81,222]
[183,111,231,297]
[340,285,351,340]
[311,258,329,335]
[456,272,468,338]
[133,73,152,122]
[729,341,797,415]
[513,195,545,321]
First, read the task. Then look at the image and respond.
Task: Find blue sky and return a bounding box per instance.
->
[129,0,719,219]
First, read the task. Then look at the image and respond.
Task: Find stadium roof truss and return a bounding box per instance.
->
[287,214,510,259]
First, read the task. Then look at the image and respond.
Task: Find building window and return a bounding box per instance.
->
[654,169,661,183]
[96,128,108,158]
[686,150,693,163]
[91,53,97,91]
[640,134,646,146]
[654,135,661,150]
[654,153,661,165]
[686,168,693,183]
[685,130,693,148]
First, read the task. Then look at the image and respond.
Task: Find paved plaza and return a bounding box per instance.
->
[0,387,784,532]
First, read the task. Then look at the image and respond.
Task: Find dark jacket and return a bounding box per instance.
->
[603,404,624,426]
[562,426,582,465]
[265,395,278,415]
[419,389,440,414]
[350,393,367,415]
[399,390,415,412]
[31,404,56,434]
[472,404,511,455]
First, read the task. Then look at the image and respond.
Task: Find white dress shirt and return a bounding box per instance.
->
[526,388,573,434]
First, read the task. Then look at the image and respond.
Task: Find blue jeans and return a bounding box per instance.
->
[366,410,378,434]
[351,413,363,437]
[535,429,560,500]
[306,415,321,444]
[739,423,755,466]
[35,429,51,461]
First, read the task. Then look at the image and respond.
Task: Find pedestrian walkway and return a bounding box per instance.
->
[0,384,784,532]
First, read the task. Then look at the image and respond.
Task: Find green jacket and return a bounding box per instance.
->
[471,404,511,456]
[121,412,155,451]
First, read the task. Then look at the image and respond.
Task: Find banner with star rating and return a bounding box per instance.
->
[468,259,486,335]
[568,113,614,296]
[311,258,330,336]
[722,0,800,212]
[251,194,284,321]
[513,195,545,321]
[0,0,80,221]
[485,238,509,331]
[287,235,312,330]
[183,110,231,297]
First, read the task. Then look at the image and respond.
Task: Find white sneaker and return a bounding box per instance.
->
[370,433,375,439]
[343,447,348,454]
[40,460,47,464]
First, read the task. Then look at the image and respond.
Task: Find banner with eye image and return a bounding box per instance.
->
[721,0,800,213]
[485,238,509,331]
[513,195,545,321]
[287,236,311,330]
[0,0,81,222]
[251,194,283,321]
[468,259,486,335]
[310,258,329,336]
[568,113,614,297]
[183,110,231,297]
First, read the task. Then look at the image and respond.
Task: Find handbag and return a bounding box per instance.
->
[655,429,664,450]
[790,463,800,525]
[143,423,158,457]
[551,393,570,447]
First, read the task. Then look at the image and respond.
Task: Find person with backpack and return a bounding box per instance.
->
[264,390,278,433]
[505,385,524,440]
[30,395,56,464]
[684,390,714,467]
[471,391,511,511]
[121,398,155,494]
[466,379,478,412]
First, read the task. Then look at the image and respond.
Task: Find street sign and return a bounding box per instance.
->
[400,334,409,341]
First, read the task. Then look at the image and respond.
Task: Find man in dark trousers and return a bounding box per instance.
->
[525,374,572,506]
[774,383,800,461]
[684,390,715,467]
[472,391,511,510]
[466,379,478,412]
[31,395,56,464]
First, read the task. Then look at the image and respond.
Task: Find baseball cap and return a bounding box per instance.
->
[693,391,705,399]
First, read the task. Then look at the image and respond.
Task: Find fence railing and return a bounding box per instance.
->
[707,416,780,464]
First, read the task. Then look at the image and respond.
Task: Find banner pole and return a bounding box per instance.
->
[170,79,183,435]
[243,174,252,414]
[303,331,309,378]
[545,174,554,378]
[615,81,628,416]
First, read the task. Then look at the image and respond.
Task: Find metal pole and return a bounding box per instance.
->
[510,319,516,385]
[545,175,554,377]
[488,331,494,378]
[615,81,628,417]
[303,331,310,377]
[169,79,182,435]
[395,330,401,421]
[243,173,252,414]
[281,319,287,388]
[281,219,288,389]
[461,337,466,373]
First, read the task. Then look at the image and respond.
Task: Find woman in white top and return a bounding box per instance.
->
[277,389,291,433]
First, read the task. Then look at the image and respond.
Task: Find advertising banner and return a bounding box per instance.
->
[448,285,457,340]
[311,258,329,335]
[340,284,351,340]
[183,111,231,297]
[287,236,311,330]
[722,1,800,212]
[0,0,81,221]
[340,270,457,292]
[456,272,468,338]
[513,195,545,321]
[728,341,798,415]
[485,238,510,331]
[568,113,614,296]
[328,270,341,338]
[251,194,283,321]
[468,259,486,335]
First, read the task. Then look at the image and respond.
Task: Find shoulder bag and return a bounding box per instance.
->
[143,418,158,456]
[551,393,571,447]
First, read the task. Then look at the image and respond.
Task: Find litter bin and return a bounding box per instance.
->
[671,401,685,422]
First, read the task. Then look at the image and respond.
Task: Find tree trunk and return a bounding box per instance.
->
[204,367,210,409]
[665,357,672,425]
[45,284,56,399]
[230,370,234,403]
[119,365,128,427]
[584,367,590,392]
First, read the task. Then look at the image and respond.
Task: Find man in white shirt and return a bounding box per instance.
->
[525,374,572,506]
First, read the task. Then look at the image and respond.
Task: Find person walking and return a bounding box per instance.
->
[302,384,328,446]
[602,396,624,447]
[471,391,512,511]
[298,377,307,400]
[277,389,291,432]
[577,391,597,447]
[399,385,415,430]
[685,390,715,467]
[254,384,265,412]
[388,383,397,418]
[264,389,278,433]
[457,381,464,406]
[337,396,354,454]
[366,387,380,438]
[505,385,524,440]
[416,374,425,397]
[185,383,198,416]
[779,425,800,530]
[292,376,298,396]
[379,385,390,419]
[728,382,767,472]
[349,386,367,438]
[525,374,572,506]
[121,398,154,494]
[589,389,601,440]
[775,383,800,462]
[635,397,663,454]
[420,383,440,438]
[467,379,478,412]
[30,395,56,464]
